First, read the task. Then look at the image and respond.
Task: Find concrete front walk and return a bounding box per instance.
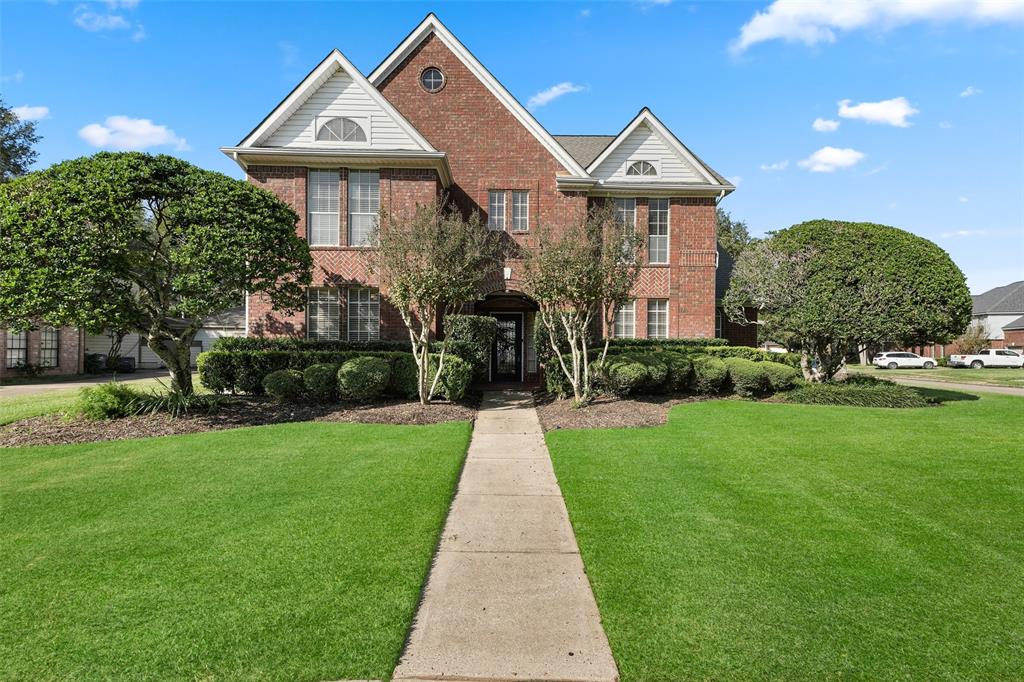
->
[392,391,618,682]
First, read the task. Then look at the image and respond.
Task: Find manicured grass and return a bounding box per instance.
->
[1,421,471,680]
[848,363,1024,388]
[548,392,1023,680]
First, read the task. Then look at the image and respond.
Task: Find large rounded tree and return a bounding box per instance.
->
[0,152,312,394]
[723,219,972,381]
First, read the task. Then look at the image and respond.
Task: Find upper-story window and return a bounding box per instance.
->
[613,198,636,228]
[648,198,669,264]
[511,191,529,232]
[348,170,380,247]
[626,160,657,177]
[316,117,367,143]
[420,67,446,93]
[488,190,506,231]
[308,169,340,246]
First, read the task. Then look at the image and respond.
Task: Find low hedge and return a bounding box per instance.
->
[600,353,671,396]
[199,350,412,395]
[778,380,928,408]
[762,361,802,392]
[263,369,305,403]
[723,357,770,397]
[690,356,729,394]
[603,338,728,351]
[338,357,391,402]
[77,382,143,420]
[303,363,339,403]
[702,345,802,368]
[213,337,410,353]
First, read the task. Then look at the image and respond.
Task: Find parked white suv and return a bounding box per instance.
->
[873,352,937,369]
[948,349,1024,369]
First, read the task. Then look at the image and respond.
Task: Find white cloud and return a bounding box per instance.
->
[730,0,1024,54]
[528,82,586,109]
[863,162,889,176]
[579,8,592,18]
[797,146,865,173]
[812,117,840,132]
[941,229,988,238]
[73,2,145,39]
[838,97,919,127]
[13,105,50,121]
[760,160,789,171]
[939,121,954,129]
[79,115,189,151]
[958,196,969,202]
[960,85,983,97]
[727,175,743,187]
[1,70,25,83]
[278,41,299,67]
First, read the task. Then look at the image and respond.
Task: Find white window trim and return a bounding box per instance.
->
[307,169,340,247]
[613,301,636,339]
[313,115,371,147]
[347,287,381,341]
[625,160,659,178]
[646,299,668,339]
[488,190,507,231]
[647,197,670,265]
[511,190,529,232]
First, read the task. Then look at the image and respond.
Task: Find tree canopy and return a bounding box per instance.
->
[722,219,972,381]
[1,98,41,182]
[0,152,312,393]
[716,207,755,259]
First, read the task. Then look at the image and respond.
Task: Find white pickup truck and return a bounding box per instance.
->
[948,349,1024,369]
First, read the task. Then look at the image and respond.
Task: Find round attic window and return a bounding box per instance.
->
[420,67,446,93]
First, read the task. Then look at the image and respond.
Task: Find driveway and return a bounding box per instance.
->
[0,370,171,398]
[886,376,1024,397]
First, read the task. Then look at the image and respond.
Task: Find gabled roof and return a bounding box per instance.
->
[554,135,615,168]
[237,48,434,151]
[585,108,733,190]
[1002,314,1024,331]
[973,280,1024,315]
[368,13,591,179]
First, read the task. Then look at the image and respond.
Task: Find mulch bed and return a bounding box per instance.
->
[535,392,705,431]
[0,397,476,448]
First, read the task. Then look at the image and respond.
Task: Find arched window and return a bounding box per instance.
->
[626,160,657,177]
[316,117,367,143]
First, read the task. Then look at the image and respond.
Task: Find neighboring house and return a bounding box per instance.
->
[222,14,736,383]
[969,280,1024,349]
[83,307,246,370]
[714,245,757,347]
[0,326,85,379]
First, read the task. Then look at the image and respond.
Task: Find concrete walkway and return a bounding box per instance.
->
[393,391,618,682]
[885,376,1024,397]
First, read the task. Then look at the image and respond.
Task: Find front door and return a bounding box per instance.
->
[491,314,523,382]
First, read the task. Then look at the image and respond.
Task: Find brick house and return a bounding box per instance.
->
[221,14,737,383]
[1,326,85,380]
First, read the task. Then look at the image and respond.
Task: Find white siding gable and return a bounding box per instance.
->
[263,64,426,150]
[591,122,706,183]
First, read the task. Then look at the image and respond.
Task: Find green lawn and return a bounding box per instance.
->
[848,363,1024,388]
[2,421,471,680]
[548,392,1024,680]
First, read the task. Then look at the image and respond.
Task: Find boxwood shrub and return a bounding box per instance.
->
[663,353,694,393]
[197,352,235,393]
[435,354,473,402]
[262,369,305,403]
[77,382,143,420]
[389,353,419,399]
[702,345,801,367]
[690,356,729,394]
[213,337,410,353]
[762,361,801,391]
[779,380,928,408]
[303,363,340,403]
[445,315,497,381]
[723,357,770,397]
[604,337,728,352]
[600,353,670,396]
[338,357,392,402]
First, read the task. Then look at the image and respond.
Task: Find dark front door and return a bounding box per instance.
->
[491,314,523,382]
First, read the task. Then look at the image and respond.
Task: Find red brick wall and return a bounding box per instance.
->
[0,326,83,378]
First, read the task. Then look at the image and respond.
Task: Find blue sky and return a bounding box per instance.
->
[3,0,1022,293]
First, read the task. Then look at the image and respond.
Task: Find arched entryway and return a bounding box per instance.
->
[473,291,540,384]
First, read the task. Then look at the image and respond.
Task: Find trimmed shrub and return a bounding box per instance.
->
[197,351,235,393]
[723,357,770,397]
[543,358,572,399]
[664,353,694,393]
[600,353,670,396]
[338,356,392,402]
[604,337,728,351]
[703,345,802,368]
[762,361,801,392]
[303,363,340,403]
[779,381,928,408]
[690,356,728,395]
[435,354,473,402]
[445,315,497,381]
[262,369,305,403]
[234,351,291,394]
[213,337,410,353]
[77,382,143,420]
[389,354,420,399]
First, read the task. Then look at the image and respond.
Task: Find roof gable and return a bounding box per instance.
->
[368,14,589,178]
[973,281,1024,315]
[239,49,434,152]
[586,108,732,190]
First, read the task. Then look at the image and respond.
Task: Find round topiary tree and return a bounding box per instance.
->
[722,220,972,381]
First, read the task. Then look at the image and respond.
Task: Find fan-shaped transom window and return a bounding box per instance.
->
[316,117,367,143]
[420,67,446,93]
[626,160,657,177]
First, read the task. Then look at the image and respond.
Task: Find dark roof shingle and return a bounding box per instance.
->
[972,281,1024,315]
[553,135,615,169]
[1002,314,1024,331]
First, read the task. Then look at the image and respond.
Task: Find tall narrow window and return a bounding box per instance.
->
[307,169,339,246]
[613,198,636,227]
[511,191,529,232]
[647,300,668,339]
[307,288,340,340]
[613,301,636,339]
[715,309,723,338]
[5,330,27,368]
[488,191,506,231]
[648,198,669,264]
[348,170,380,246]
[347,287,380,341]
[39,326,59,368]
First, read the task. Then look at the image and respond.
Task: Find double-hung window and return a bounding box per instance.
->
[5,330,27,368]
[39,326,59,367]
[511,191,529,231]
[348,170,380,247]
[347,287,380,341]
[613,301,636,339]
[648,198,669,264]
[307,169,339,246]
[613,198,637,262]
[307,288,340,340]
[488,190,506,231]
[647,300,668,339]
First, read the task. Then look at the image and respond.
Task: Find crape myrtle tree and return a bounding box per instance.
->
[370,199,504,405]
[722,219,972,382]
[0,152,312,394]
[522,202,645,405]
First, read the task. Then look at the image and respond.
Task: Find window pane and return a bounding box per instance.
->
[342,118,367,142]
[347,287,380,341]
[306,288,340,340]
[648,198,669,264]
[488,191,506,231]
[5,330,27,368]
[647,300,668,339]
[307,169,340,246]
[39,326,59,368]
[613,302,636,339]
[613,198,635,227]
[348,170,379,246]
[511,191,529,231]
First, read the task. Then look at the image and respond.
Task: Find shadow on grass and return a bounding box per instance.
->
[913,387,980,404]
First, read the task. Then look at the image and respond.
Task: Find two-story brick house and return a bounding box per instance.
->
[222,14,736,383]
